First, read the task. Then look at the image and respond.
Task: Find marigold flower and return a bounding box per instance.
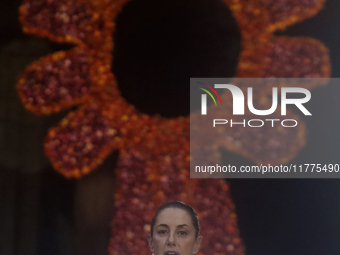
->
[17,0,330,254]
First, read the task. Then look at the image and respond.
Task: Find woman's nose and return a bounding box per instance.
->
[167,232,176,246]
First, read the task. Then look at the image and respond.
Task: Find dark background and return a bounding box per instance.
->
[0,0,340,255]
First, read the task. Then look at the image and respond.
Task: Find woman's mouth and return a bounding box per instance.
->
[164,251,179,255]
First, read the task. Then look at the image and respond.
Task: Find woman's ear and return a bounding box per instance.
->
[148,234,154,252]
[193,236,203,254]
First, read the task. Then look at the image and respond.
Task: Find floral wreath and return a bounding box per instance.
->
[17,0,330,254]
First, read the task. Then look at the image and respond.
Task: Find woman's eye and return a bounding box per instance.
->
[158,230,167,235]
[178,231,187,236]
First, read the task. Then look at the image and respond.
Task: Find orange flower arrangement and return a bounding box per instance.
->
[17,0,330,254]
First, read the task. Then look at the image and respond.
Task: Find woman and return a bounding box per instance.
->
[148,201,203,255]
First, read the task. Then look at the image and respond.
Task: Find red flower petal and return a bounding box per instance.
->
[226,0,271,38]
[261,0,327,31]
[236,36,330,82]
[264,37,330,80]
[19,0,109,47]
[196,179,245,255]
[17,48,91,114]
[236,34,271,78]
[44,102,120,178]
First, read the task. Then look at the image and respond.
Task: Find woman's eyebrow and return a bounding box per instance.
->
[156,224,169,228]
[177,224,189,228]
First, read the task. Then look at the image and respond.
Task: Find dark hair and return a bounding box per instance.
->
[150,201,200,239]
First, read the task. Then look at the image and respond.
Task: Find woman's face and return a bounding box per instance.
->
[148,208,202,255]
